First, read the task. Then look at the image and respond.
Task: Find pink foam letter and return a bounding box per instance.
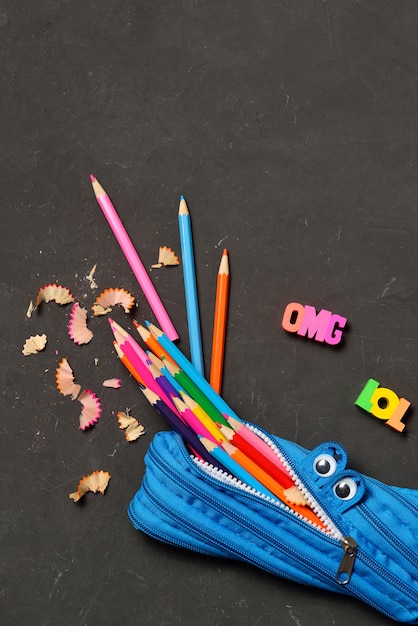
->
[297,305,332,342]
[324,314,347,345]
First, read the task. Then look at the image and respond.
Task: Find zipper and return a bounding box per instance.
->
[359,505,418,568]
[245,424,418,603]
[336,537,358,585]
[193,448,359,586]
[143,442,354,592]
[132,433,418,620]
[128,498,219,556]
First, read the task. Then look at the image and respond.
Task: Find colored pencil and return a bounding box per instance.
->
[220,440,326,530]
[218,424,306,506]
[90,175,178,341]
[210,249,230,394]
[114,342,145,384]
[178,196,204,375]
[172,397,220,444]
[146,322,242,422]
[146,358,182,403]
[199,437,278,501]
[110,323,180,416]
[134,321,176,364]
[178,393,227,444]
[140,386,221,468]
[109,318,149,366]
[163,359,230,428]
[225,415,295,482]
[147,352,185,396]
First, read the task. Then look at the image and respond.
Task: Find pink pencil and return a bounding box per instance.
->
[109,320,180,416]
[91,175,178,341]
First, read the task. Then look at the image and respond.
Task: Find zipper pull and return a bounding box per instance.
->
[336,536,358,585]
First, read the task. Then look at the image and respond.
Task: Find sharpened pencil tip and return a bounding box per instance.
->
[108,317,114,324]
[90,174,96,183]
[145,320,151,327]
[178,195,189,216]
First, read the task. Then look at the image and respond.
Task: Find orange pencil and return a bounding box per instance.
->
[114,342,145,385]
[220,440,327,531]
[134,321,177,365]
[210,249,230,394]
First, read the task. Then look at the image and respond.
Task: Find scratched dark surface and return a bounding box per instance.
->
[1,1,418,625]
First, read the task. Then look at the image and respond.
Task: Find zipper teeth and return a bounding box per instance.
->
[128,501,218,556]
[360,505,418,568]
[243,427,418,605]
[246,424,342,540]
[192,457,339,538]
[142,439,418,620]
[146,448,344,589]
[192,458,289,508]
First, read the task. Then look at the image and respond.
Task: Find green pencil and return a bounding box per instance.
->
[163,359,230,428]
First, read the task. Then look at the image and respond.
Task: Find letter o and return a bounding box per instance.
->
[282,302,305,333]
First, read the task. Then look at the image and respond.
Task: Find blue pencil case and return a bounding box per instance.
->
[128,422,418,623]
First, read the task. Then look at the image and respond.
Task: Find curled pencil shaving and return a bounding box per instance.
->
[92,288,135,316]
[69,470,111,502]
[68,302,93,345]
[151,246,180,268]
[55,357,81,400]
[35,284,75,307]
[103,378,121,388]
[78,389,102,430]
[86,263,99,290]
[22,334,47,356]
[117,410,145,442]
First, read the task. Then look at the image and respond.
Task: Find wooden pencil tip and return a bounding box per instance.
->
[90,174,96,183]
[178,195,189,216]
[223,248,228,255]
[147,322,163,337]
[199,436,216,452]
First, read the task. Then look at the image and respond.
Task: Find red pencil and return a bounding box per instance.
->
[219,424,307,506]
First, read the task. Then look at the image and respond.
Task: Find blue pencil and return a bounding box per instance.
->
[146,321,242,423]
[178,196,204,376]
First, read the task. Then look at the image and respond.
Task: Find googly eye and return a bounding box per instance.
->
[333,477,358,501]
[313,454,337,477]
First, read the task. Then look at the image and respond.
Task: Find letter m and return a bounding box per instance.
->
[297,306,332,343]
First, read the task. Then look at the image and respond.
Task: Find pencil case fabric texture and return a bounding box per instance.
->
[128,423,418,623]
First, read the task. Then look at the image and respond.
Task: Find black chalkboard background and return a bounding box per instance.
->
[2,2,418,625]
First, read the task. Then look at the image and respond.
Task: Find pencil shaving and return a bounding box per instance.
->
[103,378,121,388]
[151,246,180,268]
[92,288,135,316]
[69,470,111,502]
[86,263,99,290]
[117,410,145,442]
[68,303,93,345]
[55,357,81,400]
[22,334,47,356]
[78,389,102,430]
[36,284,75,307]
[26,300,35,318]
